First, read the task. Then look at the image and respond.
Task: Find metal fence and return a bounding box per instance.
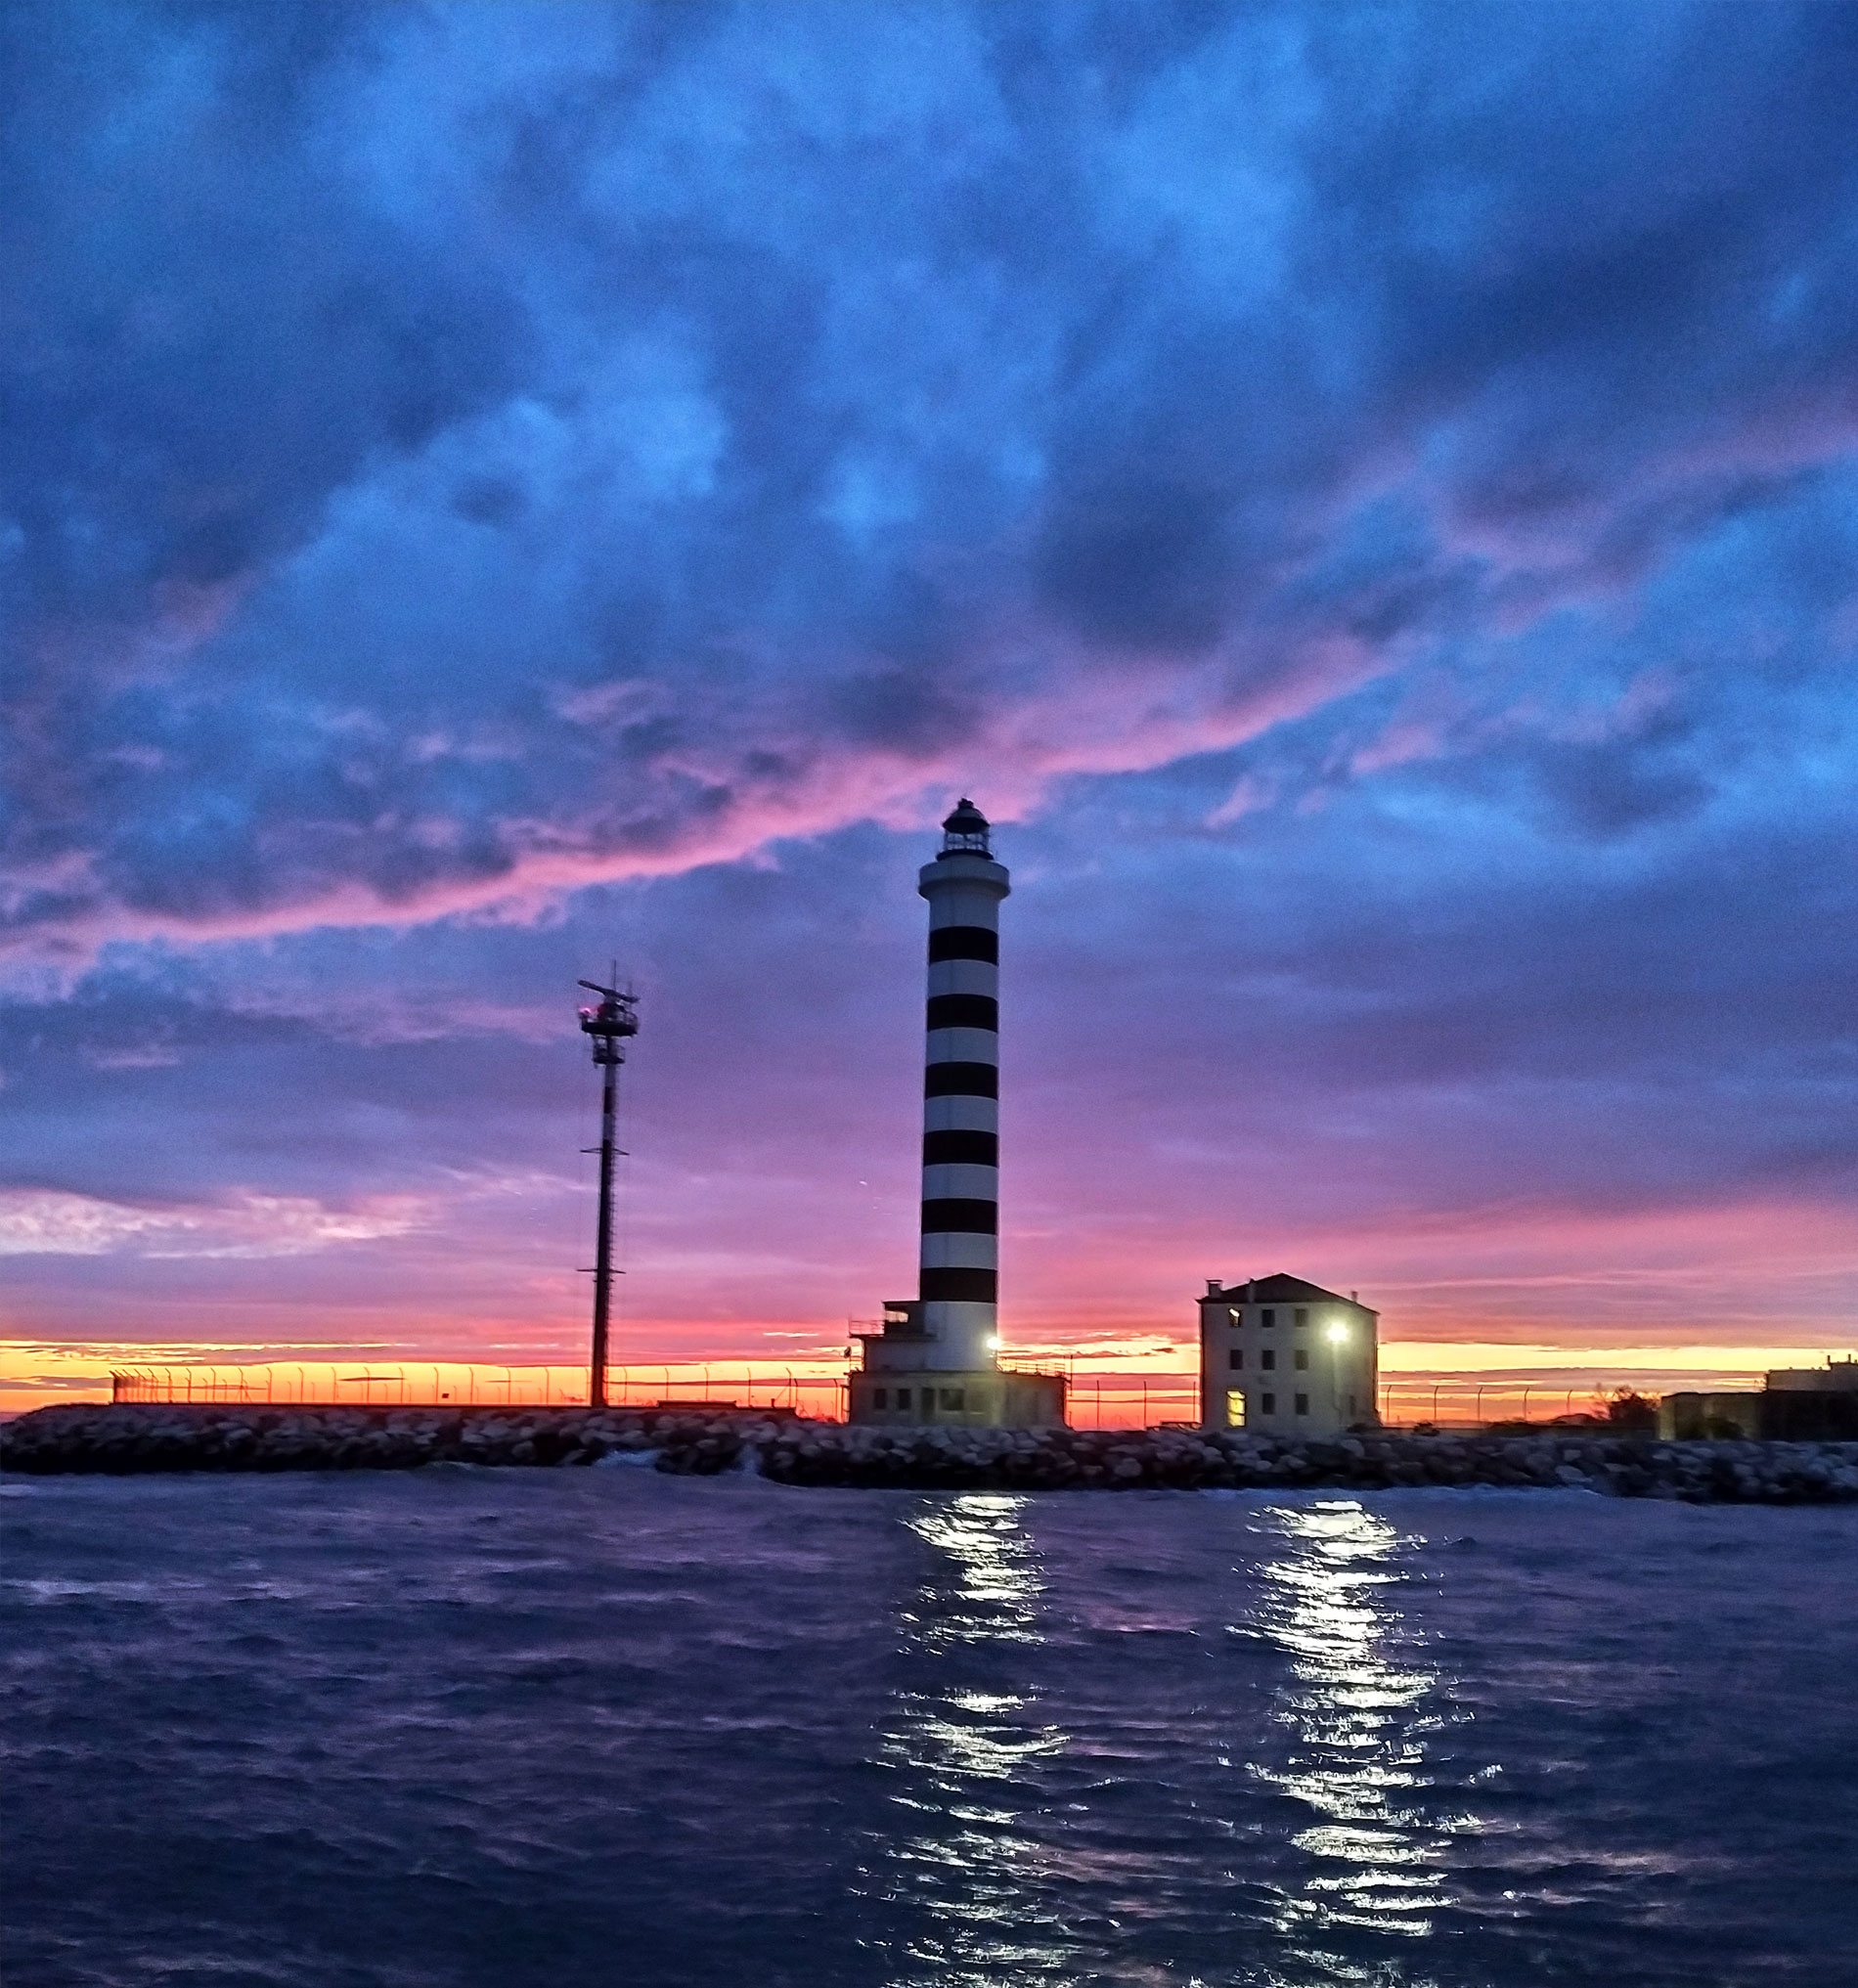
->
[106,1361,1658,1431]
[109,1362,848,1418]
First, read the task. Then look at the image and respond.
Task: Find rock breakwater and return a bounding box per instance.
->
[6,1403,1858,1503]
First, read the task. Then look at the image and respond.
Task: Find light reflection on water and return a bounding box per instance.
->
[1246,1500,1470,1950]
[867,1493,1073,1985]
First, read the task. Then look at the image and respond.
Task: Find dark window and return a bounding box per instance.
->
[928,924,998,964]
[873,1388,888,1409]
[923,1128,997,1167]
[1261,1348,1276,1372]
[1261,1392,1277,1415]
[896,1389,910,1409]
[1294,1349,1308,1371]
[1295,1393,1309,1416]
[926,993,997,1032]
[920,1266,996,1302]
[1294,1307,1307,1327]
[941,1388,964,1411]
[1228,1348,1243,1370]
[1261,1307,1276,1328]
[924,1061,998,1098]
[920,1197,997,1234]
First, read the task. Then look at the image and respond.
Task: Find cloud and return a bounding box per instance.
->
[0,1187,428,1259]
[5,2,1857,966]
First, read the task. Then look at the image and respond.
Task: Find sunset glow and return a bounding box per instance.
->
[4,5,1854,1416]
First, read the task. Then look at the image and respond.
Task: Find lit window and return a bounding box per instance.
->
[1295,1392,1309,1416]
[1294,1349,1308,1371]
[1224,1389,1246,1428]
[1228,1348,1243,1370]
[1227,1307,1240,1322]
[1261,1392,1276,1415]
[873,1388,888,1409]
[1261,1348,1275,1371]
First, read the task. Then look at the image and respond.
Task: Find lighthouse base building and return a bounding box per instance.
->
[849,1301,1066,1428]
[1198,1274,1379,1436]
[848,800,1066,1431]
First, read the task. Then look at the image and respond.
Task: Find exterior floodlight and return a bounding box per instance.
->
[1326,1322,1349,1345]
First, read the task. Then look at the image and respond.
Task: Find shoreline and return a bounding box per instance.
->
[5,1402,1858,1502]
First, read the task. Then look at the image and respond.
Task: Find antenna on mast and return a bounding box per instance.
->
[576,964,639,1408]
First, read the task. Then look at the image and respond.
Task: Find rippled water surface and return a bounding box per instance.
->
[4,1470,1855,1986]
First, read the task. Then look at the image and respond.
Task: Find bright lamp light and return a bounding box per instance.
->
[1326,1322,1349,1345]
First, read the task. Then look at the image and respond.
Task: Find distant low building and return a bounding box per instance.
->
[1197,1274,1379,1436]
[1757,1358,1858,1440]
[1657,1392,1762,1441]
[1659,1359,1858,1441]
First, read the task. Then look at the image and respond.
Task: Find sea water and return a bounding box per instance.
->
[3,1469,1854,1987]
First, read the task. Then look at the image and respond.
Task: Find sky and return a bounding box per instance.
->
[4,0,1856,1409]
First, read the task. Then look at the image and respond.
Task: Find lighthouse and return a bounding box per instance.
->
[848,801,1066,1428]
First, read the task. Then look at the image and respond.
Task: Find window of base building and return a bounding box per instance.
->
[1261,1392,1276,1415]
[1224,1389,1246,1428]
[896,1388,911,1409]
[1294,1306,1307,1327]
[1228,1348,1243,1370]
[1295,1392,1309,1416]
[940,1388,965,1411]
[1261,1348,1276,1371]
[1294,1349,1308,1371]
[873,1388,888,1409]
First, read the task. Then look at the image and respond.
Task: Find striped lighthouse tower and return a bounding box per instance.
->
[849,801,1065,1426]
[917,797,1008,1368]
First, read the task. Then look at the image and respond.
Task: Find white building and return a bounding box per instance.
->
[1197,1273,1379,1436]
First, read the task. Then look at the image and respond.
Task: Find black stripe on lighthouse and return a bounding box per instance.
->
[926,993,997,1032]
[921,1197,998,1234]
[921,1266,997,1302]
[928,925,998,963]
[924,1062,998,1098]
[923,1129,997,1166]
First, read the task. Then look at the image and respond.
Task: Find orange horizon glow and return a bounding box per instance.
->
[7,1331,1852,1423]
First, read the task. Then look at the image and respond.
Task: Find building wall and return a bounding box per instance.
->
[1658,1392,1762,1440]
[847,1369,1065,1429]
[1197,1291,1379,1436]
